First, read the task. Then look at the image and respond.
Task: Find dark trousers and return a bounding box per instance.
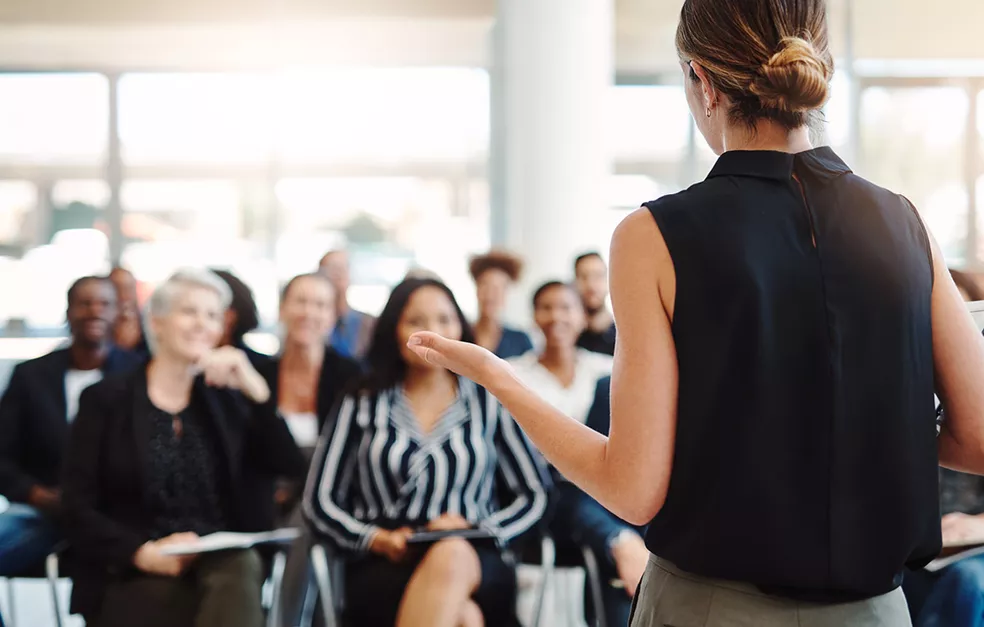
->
[89,549,264,627]
[550,481,641,627]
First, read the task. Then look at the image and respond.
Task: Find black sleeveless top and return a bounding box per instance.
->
[643,147,939,602]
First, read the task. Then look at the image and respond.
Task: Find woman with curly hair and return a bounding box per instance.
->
[468,250,534,359]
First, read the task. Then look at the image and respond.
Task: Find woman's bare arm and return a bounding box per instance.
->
[932,232,984,473]
[409,208,678,524]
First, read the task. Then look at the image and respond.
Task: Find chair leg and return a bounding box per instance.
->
[266,551,288,627]
[3,578,14,627]
[45,553,63,627]
[580,546,608,627]
[531,536,555,627]
[309,545,338,627]
[298,575,318,627]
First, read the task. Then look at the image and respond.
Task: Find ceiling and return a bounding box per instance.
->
[0,0,493,22]
[0,0,980,73]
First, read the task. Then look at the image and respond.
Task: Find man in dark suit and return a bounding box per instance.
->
[0,275,141,575]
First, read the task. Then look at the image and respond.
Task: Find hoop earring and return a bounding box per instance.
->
[705,107,712,118]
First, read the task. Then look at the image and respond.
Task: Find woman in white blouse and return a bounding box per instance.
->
[509,281,649,627]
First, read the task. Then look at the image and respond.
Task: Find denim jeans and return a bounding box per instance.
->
[0,503,62,576]
[908,555,984,627]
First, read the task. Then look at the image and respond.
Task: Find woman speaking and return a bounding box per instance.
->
[406,0,984,625]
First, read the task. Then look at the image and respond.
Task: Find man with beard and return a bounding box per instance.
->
[0,276,141,574]
[574,252,617,355]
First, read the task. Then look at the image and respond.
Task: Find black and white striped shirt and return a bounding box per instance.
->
[304,377,550,552]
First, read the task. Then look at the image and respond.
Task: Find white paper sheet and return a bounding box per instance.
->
[158,528,301,556]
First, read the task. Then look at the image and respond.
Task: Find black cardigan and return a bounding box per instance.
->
[255,345,362,434]
[60,366,306,618]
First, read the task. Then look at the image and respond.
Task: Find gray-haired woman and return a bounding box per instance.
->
[61,268,306,627]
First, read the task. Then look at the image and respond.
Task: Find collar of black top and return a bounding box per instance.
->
[706,146,851,182]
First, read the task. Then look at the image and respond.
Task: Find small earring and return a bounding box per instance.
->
[705,106,712,118]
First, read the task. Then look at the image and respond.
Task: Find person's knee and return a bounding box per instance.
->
[418,538,481,589]
[200,549,264,589]
[942,558,984,592]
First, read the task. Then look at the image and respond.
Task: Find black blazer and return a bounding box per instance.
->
[0,347,142,503]
[60,366,306,618]
[256,346,362,434]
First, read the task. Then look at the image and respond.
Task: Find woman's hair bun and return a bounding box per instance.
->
[749,36,831,113]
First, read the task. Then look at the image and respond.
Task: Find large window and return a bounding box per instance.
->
[6,68,984,337]
[118,73,273,164]
[859,85,970,264]
[0,73,108,164]
[0,69,493,334]
[276,69,489,163]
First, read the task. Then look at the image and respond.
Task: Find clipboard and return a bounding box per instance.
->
[406,528,498,546]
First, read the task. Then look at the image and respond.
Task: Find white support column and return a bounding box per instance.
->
[492,0,615,312]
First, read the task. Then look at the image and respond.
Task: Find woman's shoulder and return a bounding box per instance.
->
[504,351,541,379]
[322,346,363,378]
[85,367,142,400]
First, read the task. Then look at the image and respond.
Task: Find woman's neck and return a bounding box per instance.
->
[281,339,325,370]
[539,343,578,386]
[146,354,196,410]
[474,314,500,333]
[539,342,577,370]
[721,123,813,154]
[403,365,457,395]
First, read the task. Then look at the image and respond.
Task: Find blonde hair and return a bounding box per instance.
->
[676,0,834,130]
[144,268,232,354]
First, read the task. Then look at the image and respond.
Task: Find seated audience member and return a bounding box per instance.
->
[304,278,550,627]
[318,248,376,361]
[508,282,648,627]
[469,250,534,359]
[573,252,616,356]
[0,276,140,575]
[60,269,305,627]
[109,266,148,355]
[257,273,362,514]
[211,268,271,368]
[260,273,362,627]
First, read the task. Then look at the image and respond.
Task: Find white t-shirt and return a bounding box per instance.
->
[281,410,320,448]
[507,349,614,425]
[64,369,104,422]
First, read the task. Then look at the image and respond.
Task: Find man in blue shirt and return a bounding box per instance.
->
[319,249,376,360]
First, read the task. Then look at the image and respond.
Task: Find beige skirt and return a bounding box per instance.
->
[629,555,912,627]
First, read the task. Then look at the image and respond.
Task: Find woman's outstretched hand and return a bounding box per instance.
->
[407,332,510,390]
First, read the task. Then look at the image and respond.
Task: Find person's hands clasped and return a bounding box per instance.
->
[132,532,200,577]
[426,513,471,532]
[942,512,984,546]
[407,332,511,391]
[196,346,270,403]
[369,528,413,563]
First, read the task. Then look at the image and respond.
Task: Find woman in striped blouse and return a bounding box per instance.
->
[304,278,550,627]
